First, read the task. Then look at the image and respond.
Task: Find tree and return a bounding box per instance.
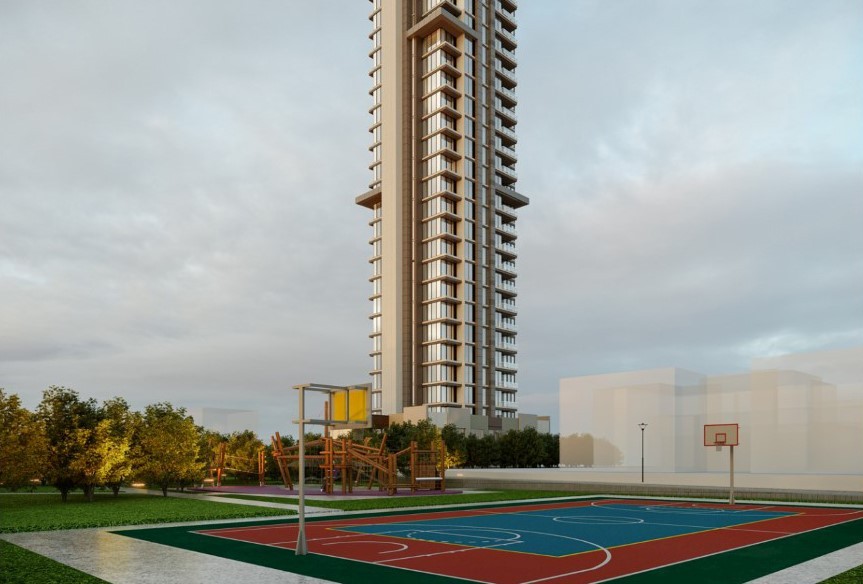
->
[440,424,466,468]
[0,389,47,490]
[220,430,265,483]
[540,433,560,467]
[499,430,519,467]
[132,403,202,496]
[474,434,500,468]
[68,419,129,502]
[37,386,100,501]
[264,433,295,482]
[101,398,137,496]
[197,428,228,479]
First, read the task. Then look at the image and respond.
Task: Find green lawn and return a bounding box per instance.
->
[822,564,863,583]
[216,489,592,511]
[0,493,293,533]
[0,540,107,584]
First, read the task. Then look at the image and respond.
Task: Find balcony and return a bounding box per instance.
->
[495,199,519,219]
[495,359,518,371]
[497,338,518,353]
[495,238,517,254]
[495,163,518,182]
[495,63,518,86]
[494,21,517,44]
[494,80,517,102]
[495,258,517,275]
[495,297,517,314]
[495,40,517,67]
[496,278,517,292]
[498,381,518,391]
[495,1,517,28]
[495,317,518,332]
[494,217,517,234]
[496,102,518,124]
[495,141,517,163]
[494,119,517,141]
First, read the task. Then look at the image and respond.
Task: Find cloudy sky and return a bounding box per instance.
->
[2,1,861,436]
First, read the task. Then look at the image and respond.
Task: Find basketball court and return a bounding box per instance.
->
[117,497,863,583]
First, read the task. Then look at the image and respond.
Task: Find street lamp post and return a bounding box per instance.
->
[638,422,648,483]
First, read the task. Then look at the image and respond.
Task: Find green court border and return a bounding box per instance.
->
[115,498,863,584]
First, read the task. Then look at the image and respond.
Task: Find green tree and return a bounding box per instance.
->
[540,433,560,467]
[413,419,439,449]
[132,403,202,496]
[514,427,546,468]
[0,389,47,490]
[68,419,129,501]
[197,428,227,477]
[440,424,466,468]
[37,386,100,501]
[225,430,265,481]
[475,434,501,467]
[499,430,519,467]
[101,398,137,495]
[264,433,295,482]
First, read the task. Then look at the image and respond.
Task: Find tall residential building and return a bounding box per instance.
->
[356,0,528,428]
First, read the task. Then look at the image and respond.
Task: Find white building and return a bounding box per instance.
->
[559,347,863,475]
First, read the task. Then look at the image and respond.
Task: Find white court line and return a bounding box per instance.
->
[746,541,863,584]
[583,512,863,584]
[376,539,523,564]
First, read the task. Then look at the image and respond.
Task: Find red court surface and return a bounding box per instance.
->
[194,499,863,583]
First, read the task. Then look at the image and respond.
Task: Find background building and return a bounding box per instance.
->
[356,0,529,433]
[559,347,863,476]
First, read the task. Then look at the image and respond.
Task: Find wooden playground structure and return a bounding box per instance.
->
[270,431,446,495]
[209,442,266,487]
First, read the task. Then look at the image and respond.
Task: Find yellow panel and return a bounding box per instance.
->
[331,388,368,424]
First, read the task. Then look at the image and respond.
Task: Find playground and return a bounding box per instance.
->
[117,496,863,583]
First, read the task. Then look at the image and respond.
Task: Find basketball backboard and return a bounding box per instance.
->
[704,423,739,447]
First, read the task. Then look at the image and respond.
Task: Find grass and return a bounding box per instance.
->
[215,489,593,511]
[0,540,107,584]
[0,493,293,533]
[822,564,863,583]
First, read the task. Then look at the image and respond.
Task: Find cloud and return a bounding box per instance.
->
[2,1,861,437]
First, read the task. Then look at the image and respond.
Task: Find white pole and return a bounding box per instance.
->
[296,386,307,555]
[729,445,735,506]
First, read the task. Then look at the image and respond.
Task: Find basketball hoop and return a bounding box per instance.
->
[715,433,726,452]
[703,424,739,505]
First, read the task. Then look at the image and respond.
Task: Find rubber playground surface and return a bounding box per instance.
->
[117,498,863,583]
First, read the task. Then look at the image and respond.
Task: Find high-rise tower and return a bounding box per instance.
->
[356,0,527,428]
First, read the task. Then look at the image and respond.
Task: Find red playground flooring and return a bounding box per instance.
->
[195,499,863,583]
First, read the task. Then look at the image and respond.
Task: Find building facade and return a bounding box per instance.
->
[558,347,863,476]
[356,0,528,427]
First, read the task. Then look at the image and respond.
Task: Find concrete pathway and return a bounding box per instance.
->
[2,526,336,584]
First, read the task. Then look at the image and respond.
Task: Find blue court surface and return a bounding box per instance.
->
[338,501,794,556]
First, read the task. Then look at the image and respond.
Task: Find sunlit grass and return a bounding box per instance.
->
[0,540,107,584]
